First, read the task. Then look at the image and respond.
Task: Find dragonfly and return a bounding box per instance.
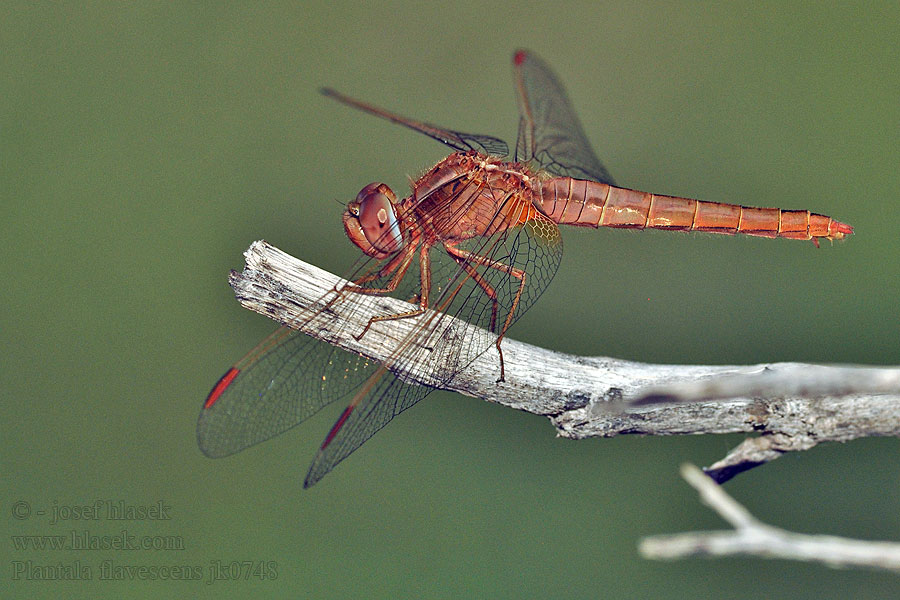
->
[198,50,852,488]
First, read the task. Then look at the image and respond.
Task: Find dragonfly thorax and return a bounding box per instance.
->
[343,182,404,259]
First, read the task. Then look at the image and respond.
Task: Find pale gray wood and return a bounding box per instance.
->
[228,240,900,482]
[640,464,900,572]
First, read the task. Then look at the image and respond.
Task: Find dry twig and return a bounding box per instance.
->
[639,464,900,572]
[228,240,900,482]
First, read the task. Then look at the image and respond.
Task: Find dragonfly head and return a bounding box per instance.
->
[343,182,404,259]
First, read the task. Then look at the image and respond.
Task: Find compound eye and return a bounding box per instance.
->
[356,183,402,253]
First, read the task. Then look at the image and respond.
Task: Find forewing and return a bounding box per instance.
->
[322,88,509,157]
[197,241,414,459]
[512,49,615,185]
[197,326,379,458]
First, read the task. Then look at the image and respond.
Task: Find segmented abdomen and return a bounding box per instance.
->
[534,177,853,243]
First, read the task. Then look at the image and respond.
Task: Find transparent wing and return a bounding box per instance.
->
[197,325,379,459]
[321,88,509,157]
[512,49,615,185]
[199,180,562,487]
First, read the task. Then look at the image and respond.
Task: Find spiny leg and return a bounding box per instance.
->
[318,241,417,340]
[355,242,433,340]
[443,242,526,382]
[319,243,417,318]
[443,242,500,334]
[348,242,417,292]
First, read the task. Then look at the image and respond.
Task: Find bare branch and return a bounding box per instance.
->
[229,240,900,481]
[633,365,900,404]
[639,464,900,572]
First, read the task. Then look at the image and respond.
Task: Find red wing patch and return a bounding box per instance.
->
[321,404,355,449]
[204,367,240,409]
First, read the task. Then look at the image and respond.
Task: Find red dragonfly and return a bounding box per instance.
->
[198,50,852,487]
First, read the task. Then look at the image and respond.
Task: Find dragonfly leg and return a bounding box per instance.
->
[443,242,500,333]
[347,244,415,289]
[319,242,417,340]
[443,243,526,382]
[353,242,432,340]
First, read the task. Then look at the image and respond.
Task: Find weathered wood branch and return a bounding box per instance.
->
[229,240,900,482]
[640,464,900,572]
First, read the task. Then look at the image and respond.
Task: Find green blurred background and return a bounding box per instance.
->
[3,2,898,598]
